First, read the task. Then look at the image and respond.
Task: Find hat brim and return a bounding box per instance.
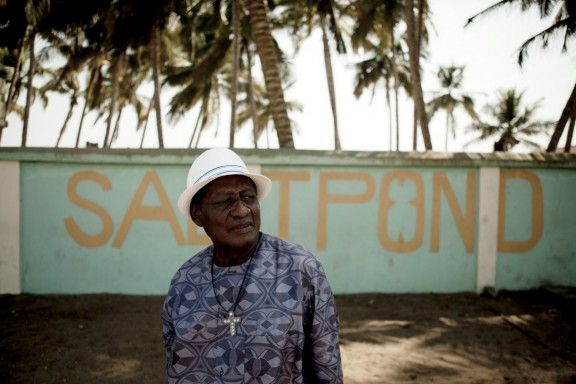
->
[177,172,272,219]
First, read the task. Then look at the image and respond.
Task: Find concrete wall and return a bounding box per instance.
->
[1,149,575,295]
[0,161,20,294]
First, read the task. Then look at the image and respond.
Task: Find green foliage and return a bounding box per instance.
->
[467,89,555,151]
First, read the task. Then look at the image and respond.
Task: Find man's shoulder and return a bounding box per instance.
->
[260,233,315,259]
[176,247,212,271]
[259,233,327,279]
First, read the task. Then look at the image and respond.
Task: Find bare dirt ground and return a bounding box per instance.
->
[1,288,575,384]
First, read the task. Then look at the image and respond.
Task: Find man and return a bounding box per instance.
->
[162,148,343,383]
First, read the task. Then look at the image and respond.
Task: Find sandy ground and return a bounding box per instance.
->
[1,288,575,384]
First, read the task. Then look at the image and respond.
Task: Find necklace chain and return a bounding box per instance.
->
[211,254,254,315]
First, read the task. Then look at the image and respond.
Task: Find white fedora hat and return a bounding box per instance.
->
[177,148,272,218]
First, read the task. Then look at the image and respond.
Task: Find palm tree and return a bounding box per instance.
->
[229,0,242,148]
[245,0,294,148]
[163,2,233,146]
[52,75,80,147]
[29,0,111,148]
[73,0,187,148]
[467,89,554,152]
[21,0,54,147]
[351,42,411,151]
[165,0,296,149]
[243,38,260,148]
[427,65,478,152]
[234,39,303,148]
[279,0,348,150]
[350,0,409,151]
[466,0,576,152]
[75,54,106,148]
[404,0,432,150]
[350,0,431,151]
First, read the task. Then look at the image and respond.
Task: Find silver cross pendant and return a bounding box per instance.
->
[223,311,241,336]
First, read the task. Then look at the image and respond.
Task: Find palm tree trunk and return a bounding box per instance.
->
[56,95,77,147]
[320,14,341,150]
[564,117,575,153]
[6,38,24,114]
[109,108,123,147]
[445,112,449,151]
[140,97,154,149]
[412,107,417,150]
[245,0,294,148]
[193,107,207,149]
[188,105,203,148]
[404,0,432,150]
[391,34,401,152]
[245,42,260,148]
[22,30,36,147]
[547,82,576,152]
[193,99,210,148]
[0,78,7,141]
[104,54,121,148]
[152,21,164,148]
[385,81,392,151]
[75,98,89,148]
[229,0,241,148]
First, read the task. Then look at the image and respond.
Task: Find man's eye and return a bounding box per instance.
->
[242,195,257,202]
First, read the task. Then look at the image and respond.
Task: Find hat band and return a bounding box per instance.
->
[193,164,248,186]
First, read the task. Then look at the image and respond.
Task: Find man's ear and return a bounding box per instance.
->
[190,204,203,227]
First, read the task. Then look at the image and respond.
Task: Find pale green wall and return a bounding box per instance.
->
[496,168,576,289]
[2,149,575,294]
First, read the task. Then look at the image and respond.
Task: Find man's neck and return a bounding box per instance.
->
[213,237,260,267]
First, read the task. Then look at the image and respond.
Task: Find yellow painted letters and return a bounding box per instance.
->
[430,172,476,253]
[265,171,311,239]
[65,171,114,248]
[112,172,184,248]
[378,171,425,253]
[498,170,543,253]
[317,172,375,250]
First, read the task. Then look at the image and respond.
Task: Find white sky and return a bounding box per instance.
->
[2,0,575,152]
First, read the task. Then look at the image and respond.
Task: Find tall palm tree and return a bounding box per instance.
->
[163,2,233,146]
[151,18,165,148]
[50,75,80,147]
[351,42,411,151]
[234,38,303,148]
[352,0,428,150]
[230,0,242,148]
[279,0,348,150]
[466,88,554,152]
[427,65,478,151]
[75,54,106,148]
[243,38,260,148]
[166,0,296,149]
[404,0,432,150]
[245,0,294,148]
[78,0,186,148]
[466,0,576,152]
[30,0,111,147]
[350,0,409,151]
[21,0,54,147]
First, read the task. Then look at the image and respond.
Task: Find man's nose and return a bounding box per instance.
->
[230,198,250,216]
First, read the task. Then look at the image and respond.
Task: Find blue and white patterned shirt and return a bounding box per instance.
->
[162,233,343,383]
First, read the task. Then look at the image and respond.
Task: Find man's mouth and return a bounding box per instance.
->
[231,222,253,232]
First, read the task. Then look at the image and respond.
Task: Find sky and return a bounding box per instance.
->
[2,0,575,152]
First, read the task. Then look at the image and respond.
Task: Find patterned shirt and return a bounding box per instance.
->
[162,233,343,383]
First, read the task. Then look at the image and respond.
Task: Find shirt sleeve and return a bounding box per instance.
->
[302,256,344,383]
[161,288,176,366]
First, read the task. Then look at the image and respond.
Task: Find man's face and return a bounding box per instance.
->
[191,175,261,254]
